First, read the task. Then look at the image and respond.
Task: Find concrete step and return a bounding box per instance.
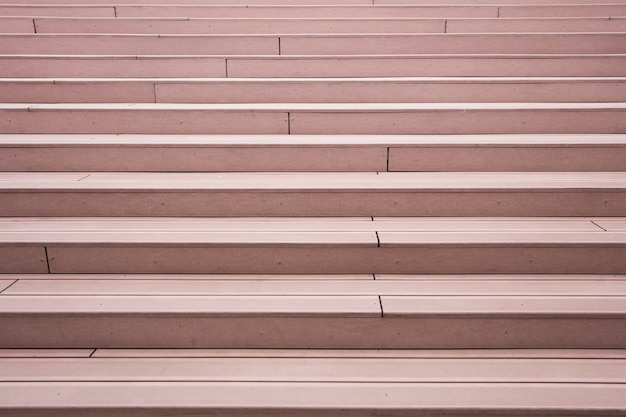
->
[3,77,626,103]
[3,33,625,55]
[47,4,626,19]
[0,217,624,274]
[2,102,626,135]
[11,16,624,34]
[1,134,625,172]
[4,4,626,19]
[0,274,624,348]
[3,54,624,77]
[0,381,624,416]
[2,354,626,383]
[1,172,625,216]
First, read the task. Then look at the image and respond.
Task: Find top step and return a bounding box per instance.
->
[3,4,626,18]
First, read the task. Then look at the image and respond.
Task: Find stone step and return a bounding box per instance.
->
[1,16,617,34]
[3,77,626,103]
[2,102,626,135]
[1,134,625,172]
[1,172,625,216]
[1,217,624,274]
[3,54,624,77]
[4,4,620,19]
[1,382,623,416]
[2,355,626,382]
[3,33,625,55]
[1,274,624,348]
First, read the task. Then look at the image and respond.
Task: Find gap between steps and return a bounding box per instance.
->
[386,147,390,172]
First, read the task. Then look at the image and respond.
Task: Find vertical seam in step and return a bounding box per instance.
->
[496,7,500,18]
[375,231,380,247]
[372,273,376,280]
[386,147,390,171]
[278,37,281,55]
[225,58,229,78]
[32,19,37,34]
[378,295,384,318]
[44,246,51,274]
[152,83,157,103]
[287,112,291,134]
[113,6,117,17]
[591,220,607,231]
[0,279,19,294]
[444,19,447,33]
[89,349,97,358]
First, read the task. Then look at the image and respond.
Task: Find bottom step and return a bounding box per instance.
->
[0,349,624,417]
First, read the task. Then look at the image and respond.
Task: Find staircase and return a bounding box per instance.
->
[1,0,626,414]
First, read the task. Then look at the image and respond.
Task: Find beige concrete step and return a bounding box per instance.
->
[2,355,626,382]
[5,4,626,19]
[3,77,626,103]
[0,274,624,349]
[1,134,625,172]
[1,172,625,216]
[18,16,626,34]
[3,54,624,77]
[30,16,446,34]
[2,102,626,134]
[0,381,624,416]
[3,33,625,55]
[0,5,115,17]
[0,217,624,274]
[95,4,626,19]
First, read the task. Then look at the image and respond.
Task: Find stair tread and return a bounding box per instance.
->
[1,356,625,383]
[1,381,625,412]
[90,348,626,359]
[23,16,626,35]
[6,102,626,110]
[4,275,626,295]
[1,294,624,316]
[2,348,624,359]
[1,133,626,145]
[1,172,624,189]
[2,133,625,146]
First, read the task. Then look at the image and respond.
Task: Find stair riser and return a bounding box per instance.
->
[0,6,113,17]
[3,246,625,274]
[0,57,226,78]
[3,145,624,172]
[4,34,624,55]
[389,146,626,172]
[0,147,388,172]
[3,109,625,134]
[32,18,445,34]
[4,56,624,78]
[23,17,626,34]
[113,5,626,19]
[2,191,625,217]
[4,81,625,103]
[2,316,624,348]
